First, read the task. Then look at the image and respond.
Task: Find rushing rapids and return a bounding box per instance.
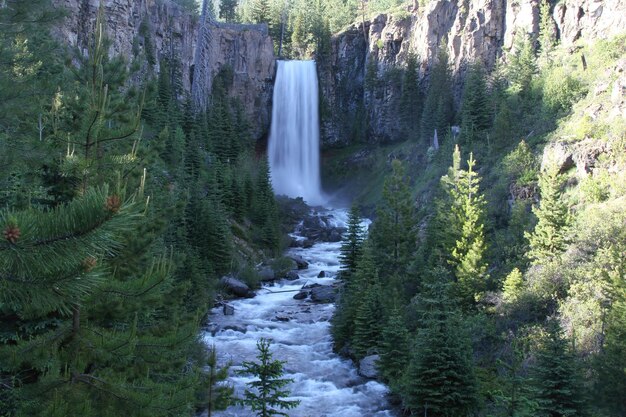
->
[268,60,324,206]
[204,208,397,417]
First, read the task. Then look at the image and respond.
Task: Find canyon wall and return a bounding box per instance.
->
[320,0,626,146]
[51,0,275,139]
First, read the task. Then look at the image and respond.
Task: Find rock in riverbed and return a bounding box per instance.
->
[219,276,253,298]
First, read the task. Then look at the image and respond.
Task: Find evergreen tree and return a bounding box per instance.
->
[594,249,626,416]
[237,338,300,417]
[449,151,488,306]
[399,53,421,142]
[378,306,410,392]
[531,320,586,417]
[339,204,365,276]
[460,62,491,147]
[508,33,538,96]
[250,0,271,24]
[425,145,463,268]
[369,160,417,281]
[206,345,233,417]
[403,274,478,416]
[332,242,378,353]
[503,268,525,303]
[525,163,569,264]
[352,282,384,359]
[538,0,556,65]
[421,43,454,144]
[219,0,238,22]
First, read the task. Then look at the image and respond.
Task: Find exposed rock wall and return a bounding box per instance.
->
[320,0,626,146]
[51,0,275,139]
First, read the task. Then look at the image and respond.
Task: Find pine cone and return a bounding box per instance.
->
[105,195,121,213]
[82,256,97,272]
[3,225,21,244]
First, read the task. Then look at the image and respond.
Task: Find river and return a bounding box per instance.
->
[203,207,397,417]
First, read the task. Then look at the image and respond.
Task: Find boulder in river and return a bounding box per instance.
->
[293,291,308,300]
[310,285,336,303]
[220,276,252,298]
[317,270,326,278]
[258,266,276,282]
[223,303,235,315]
[285,271,300,281]
[328,229,342,242]
[358,355,380,379]
[288,255,309,270]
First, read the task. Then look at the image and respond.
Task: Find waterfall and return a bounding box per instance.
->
[268,61,324,205]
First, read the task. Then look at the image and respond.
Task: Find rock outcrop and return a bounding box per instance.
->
[51,0,275,139]
[320,0,626,146]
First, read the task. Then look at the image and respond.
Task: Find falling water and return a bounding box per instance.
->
[268,61,324,205]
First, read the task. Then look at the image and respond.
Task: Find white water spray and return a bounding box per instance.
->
[268,61,324,205]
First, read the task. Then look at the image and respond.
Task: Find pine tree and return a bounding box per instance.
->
[594,250,626,416]
[525,163,569,264]
[250,0,271,24]
[0,187,154,416]
[421,43,454,144]
[399,53,421,142]
[352,282,384,359]
[237,338,300,417]
[219,0,238,22]
[503,268,525,303]
[425,145,462,268]
[370,159,417,280]
[508,33,538,96]
[206,345,233,417]
[378,306,410,392]
[531,320,586,417]
[538,0,556,65]
[460,62,491,147]
[403,274,478,416]
[332,242,377,353]
[339,204,365,276]
[449,151,489,306]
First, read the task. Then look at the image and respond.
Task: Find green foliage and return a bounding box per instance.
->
[332,242,378,353]
[399,53,422,142]
[542,67,586,114]
[339,204,365,276]
[503,268,525,303]
[237,338,300,417]
[206,345,233,416]
[0,2,281,415]
[219,0,238,22]
[507,33,538,96]
[402,276,478,416]
[531,320,586,417]
[369,159,417,286]
[460,61,491,146]
[503,140,538,186]
[538,0,556,65]
[378,306,410,391]
[421,44,454,143]
[525,164,569,264]
[352,281,384,358]
[449,151,488,306]
[250,0,271,24]
[594,244,626,416]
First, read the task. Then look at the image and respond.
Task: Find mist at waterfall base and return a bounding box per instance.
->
[203,210,397,417]
[268,60,326,206]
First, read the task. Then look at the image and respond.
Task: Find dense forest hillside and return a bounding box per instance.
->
[1,0,625,416]
[1,1,280,415]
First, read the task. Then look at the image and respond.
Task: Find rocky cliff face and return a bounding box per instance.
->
[51,0,275,139]
[320,0,626,146]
